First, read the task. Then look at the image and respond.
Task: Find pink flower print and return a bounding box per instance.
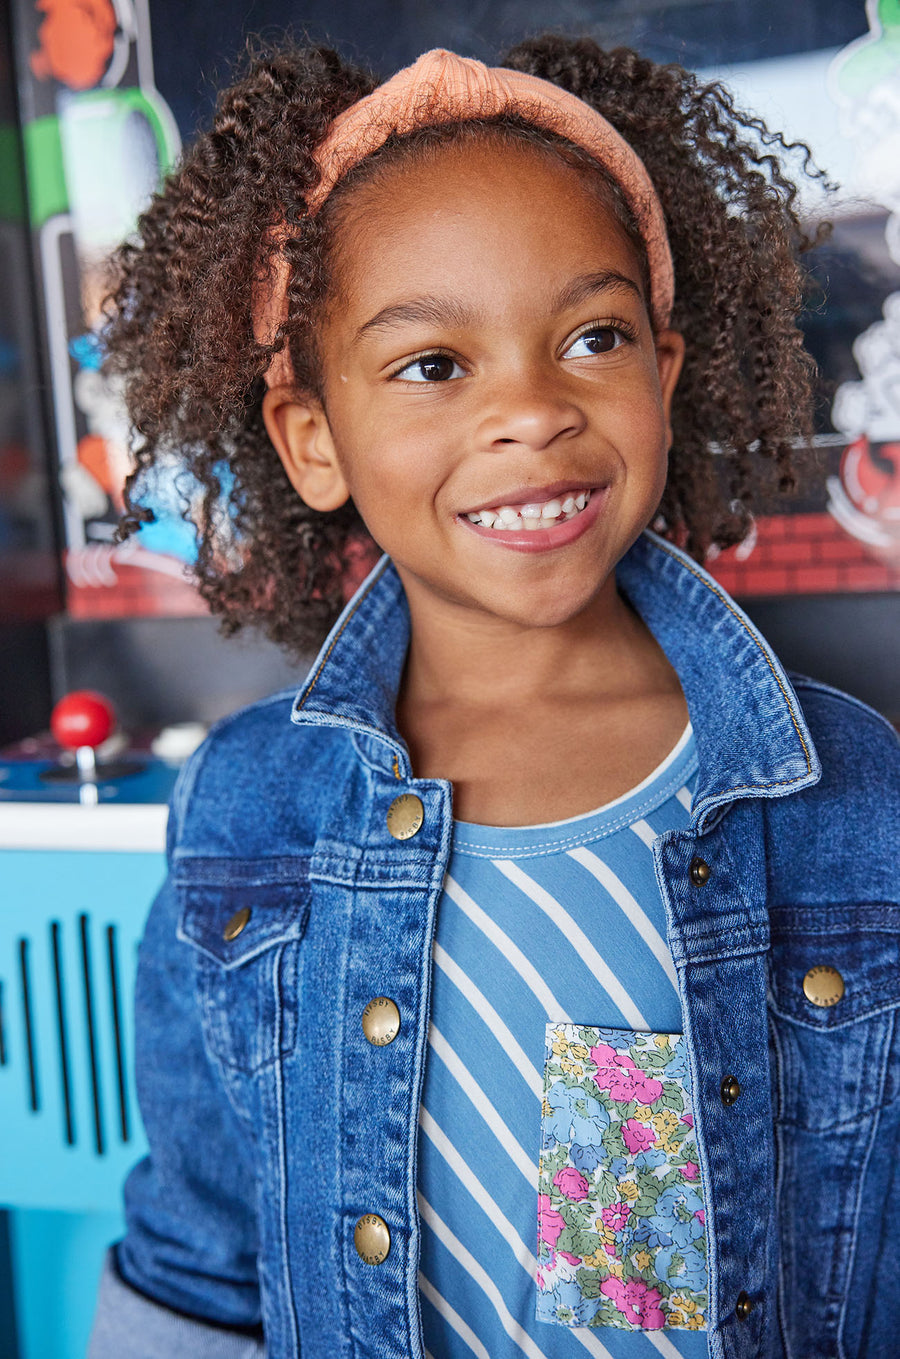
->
[695,1208,705,1225]
[601,1202,631,1231]
[622,1118,657,1153]
[537,1269,545,1289]
[560,1250,581,1265]
[681,1114,694,1127]
[600,1276,666,1330]
[590,1043,663,1104]
[553,1167,589,1201]
[538,1194,566,1248]
[682,1161,699,1180]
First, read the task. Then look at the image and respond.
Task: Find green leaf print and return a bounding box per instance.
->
[576,1269,606,1299]
[556,1226,602,1259]
[595,1171,619,1208]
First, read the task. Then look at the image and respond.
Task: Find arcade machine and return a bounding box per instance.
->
[0,693,198,1359]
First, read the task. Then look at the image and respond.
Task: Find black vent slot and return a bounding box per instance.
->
[106,925,130,1144]
[79,914,104,1156]
[18,939,38,1112]
[51,922,75,1146]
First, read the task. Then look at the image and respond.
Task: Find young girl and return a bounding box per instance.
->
[89,35,899,1359]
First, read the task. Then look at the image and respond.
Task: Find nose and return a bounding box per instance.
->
[475,368,587,453]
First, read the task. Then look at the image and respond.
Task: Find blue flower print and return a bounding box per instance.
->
[545,1279,601,1326]
[655,1242,707,1293]
[634,1149,667,1172]
[545,1079,610,1148]
[570,1143,605,1176]
[646,1185,705,1251]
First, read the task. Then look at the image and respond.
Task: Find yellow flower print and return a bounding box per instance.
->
[560,1057,584,1079]
[617,1180,639,1201]
[632,1249,652,1271]
[670,1295,697,1315]
[654,1034,671,1048]
[581,1250,607,1271]
[668,1308,687,1328]
[569,1043,590,1062]
[652,1108,682,1150]
[607,1257,624,1279]
[541,1098,551,1119]
[633,1104,653,1121]
[687,1313,706,1329]
[551,1030,570,1056]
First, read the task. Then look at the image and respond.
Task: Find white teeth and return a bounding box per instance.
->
[466,489,593,531]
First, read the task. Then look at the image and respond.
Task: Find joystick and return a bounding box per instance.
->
[41,691,140,799]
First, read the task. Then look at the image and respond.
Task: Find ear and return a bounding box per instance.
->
[654,330,685,448]
[262,385,350,512]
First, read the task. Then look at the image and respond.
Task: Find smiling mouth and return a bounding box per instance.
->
[463,489,593,532]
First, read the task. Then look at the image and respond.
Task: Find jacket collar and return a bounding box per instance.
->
[292,531,820,828]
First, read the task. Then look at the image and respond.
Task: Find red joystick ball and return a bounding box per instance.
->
[51,690,116,751]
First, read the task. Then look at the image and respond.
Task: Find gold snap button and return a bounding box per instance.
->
[386,793,424,841]
[689,856,710,886]
[735,1290,754,1322]
[802,965,845,1008]
[720,1074,741,1106]
[362,997,400,1046]
[223,907,251,942]
[354,1213,390,1265]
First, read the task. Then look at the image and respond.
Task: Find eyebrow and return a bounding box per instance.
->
[353,295,481,343]
[352,270,643,345]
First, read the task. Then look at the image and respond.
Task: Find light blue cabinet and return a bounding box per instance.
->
[0,764,175,1358]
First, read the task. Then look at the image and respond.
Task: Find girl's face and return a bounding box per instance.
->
[268,138,683,632]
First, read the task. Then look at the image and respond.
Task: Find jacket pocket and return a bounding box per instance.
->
[767,909,900,1131]
[767,906,900,1358]
[178,873,311,1075]
[538,1023,708,1334]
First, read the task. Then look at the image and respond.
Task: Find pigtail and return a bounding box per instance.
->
[503,36,826,559]
[104,43,376,649]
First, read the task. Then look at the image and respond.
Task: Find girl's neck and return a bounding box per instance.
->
[395,573,689,826]
[400,574,650,708]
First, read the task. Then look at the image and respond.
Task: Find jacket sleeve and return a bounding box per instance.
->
[89,769,267,1351]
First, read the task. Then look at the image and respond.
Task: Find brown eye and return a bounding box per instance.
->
[565,327,623,358]
[419,355,456,381]
[396,353,463,382]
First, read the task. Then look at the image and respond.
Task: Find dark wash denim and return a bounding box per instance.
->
[95,531,900,1359]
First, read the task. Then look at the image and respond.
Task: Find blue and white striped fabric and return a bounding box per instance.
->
[418,727,708,1359]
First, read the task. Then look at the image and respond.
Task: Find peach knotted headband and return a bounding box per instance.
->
[256,48,674,387]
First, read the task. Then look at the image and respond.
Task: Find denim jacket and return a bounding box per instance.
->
[92,531,900,1359]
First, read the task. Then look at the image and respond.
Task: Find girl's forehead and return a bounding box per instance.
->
[327,138,648,317]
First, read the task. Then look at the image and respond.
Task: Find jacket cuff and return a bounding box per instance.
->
[88,1250,266,1359]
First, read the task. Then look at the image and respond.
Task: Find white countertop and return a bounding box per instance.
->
[0,801,168,852]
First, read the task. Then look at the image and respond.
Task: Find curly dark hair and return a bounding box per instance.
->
[105,34,826,653]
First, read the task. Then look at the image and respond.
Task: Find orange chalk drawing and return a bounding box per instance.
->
[30,0,117,91]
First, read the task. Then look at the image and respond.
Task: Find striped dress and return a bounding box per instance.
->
[418,727,709,1359]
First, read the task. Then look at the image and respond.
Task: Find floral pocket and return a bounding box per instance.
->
[536,1024,707,1332]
